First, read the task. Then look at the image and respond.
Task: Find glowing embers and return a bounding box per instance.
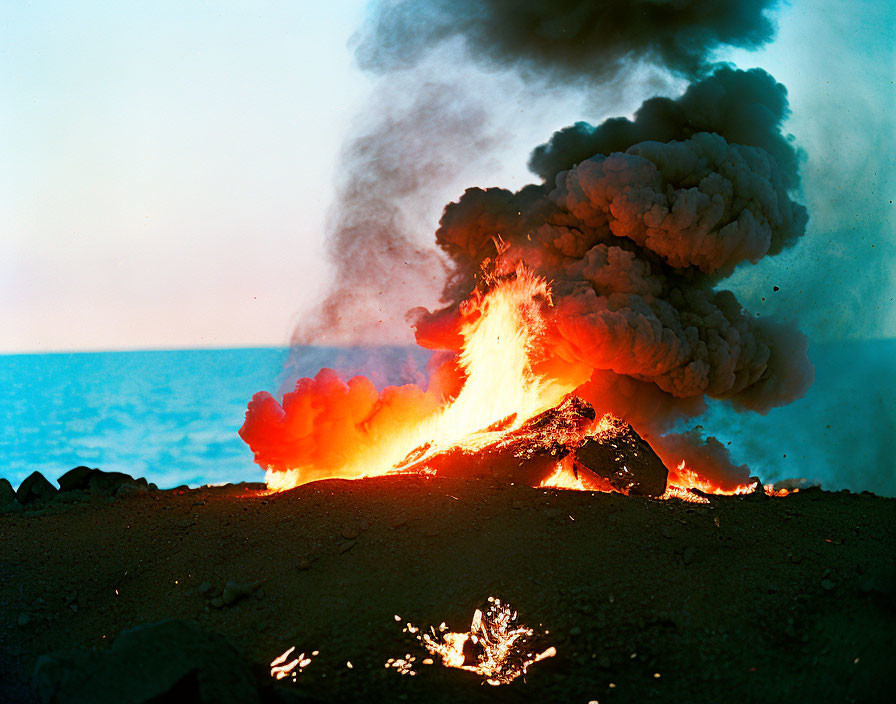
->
[270,646,316,681]
[390,597,556,686]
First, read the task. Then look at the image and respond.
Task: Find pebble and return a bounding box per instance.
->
[340,525,359,540]
[339,540,357,554]
[821,579,836,591]
[198,581,213,595]
[512,500,526,510]
[221,580,262,606]
[297,557,312,571]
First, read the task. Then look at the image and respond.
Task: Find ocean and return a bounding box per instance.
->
[1,341,893,495]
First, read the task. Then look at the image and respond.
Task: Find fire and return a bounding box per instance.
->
[390,597,556,685]
[244,265,788,498]
[249,267,586,492]
[668,462,758,496]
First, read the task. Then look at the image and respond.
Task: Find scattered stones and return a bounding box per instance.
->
[16,471,57,504]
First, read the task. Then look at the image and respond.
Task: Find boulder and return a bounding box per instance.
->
[57,467,142,497]
[573,416,668,496]
[115,482,149,499]
[34,619,261,704]
[393,395,669,495]
[398,396,597,485]
[57,466,95,492]
[16,472,57,504]
[0,477,15,506]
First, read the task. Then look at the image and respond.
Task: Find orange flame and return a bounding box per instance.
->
[262,268,587,492]
[247,266,785,498]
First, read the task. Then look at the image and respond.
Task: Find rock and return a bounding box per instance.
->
[390,514,408,528]
[397,396,597,485]
[296,557,312,571]
[18,612,31,627]
[57,467,143,497]
[339,540,357,553]
[821,579,836,591]
[116,482,148,499]
[573,417,668,496]
[16,471,57,504]
[221,580,262,606]
[682,546,697,565]
[57,466,95,492]
[89,471,137,496]
[198,581,214,596]
[340,524,359,540]
[53,490,89,504]
[0,478,15,505]
[1,500,23,514]
[33,619,261,704]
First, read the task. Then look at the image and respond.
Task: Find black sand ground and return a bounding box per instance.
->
[1,476,894,703]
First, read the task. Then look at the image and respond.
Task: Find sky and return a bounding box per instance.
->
[1,0,893,353]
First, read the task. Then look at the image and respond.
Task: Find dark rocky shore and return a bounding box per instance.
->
[1,469,894,703]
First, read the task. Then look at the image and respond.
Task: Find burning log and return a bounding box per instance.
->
[396,396,669,496]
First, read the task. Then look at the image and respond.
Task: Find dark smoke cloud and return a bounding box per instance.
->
[355,0,782,83]
[414,69,813,447]
[528,66,801,187]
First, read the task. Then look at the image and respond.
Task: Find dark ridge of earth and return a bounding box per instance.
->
[1,476,894,703]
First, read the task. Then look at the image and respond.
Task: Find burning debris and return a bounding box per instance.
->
[270,647,316,682]
[397,395,670,496]
[390,597,556,686]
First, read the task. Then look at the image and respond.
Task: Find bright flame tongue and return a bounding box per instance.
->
[262,268,581,491]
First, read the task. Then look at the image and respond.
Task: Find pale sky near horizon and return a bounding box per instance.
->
[2,0,893,353]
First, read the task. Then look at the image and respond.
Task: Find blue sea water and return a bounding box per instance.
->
[0,346,432,491]
[1,341,893,495]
